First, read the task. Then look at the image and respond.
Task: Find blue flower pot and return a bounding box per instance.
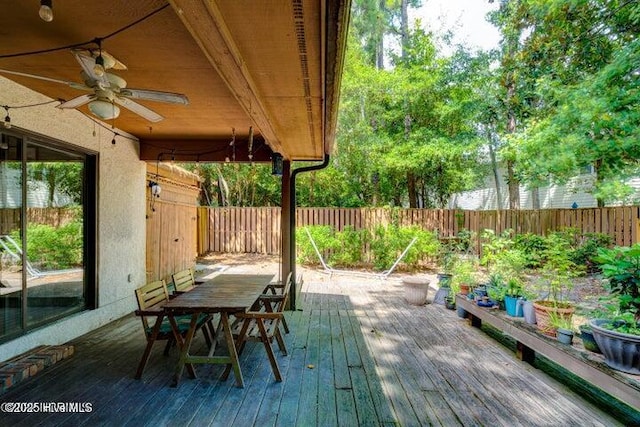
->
[504,296,524,317]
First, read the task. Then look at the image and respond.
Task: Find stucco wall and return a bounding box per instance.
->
[0,77,146,361]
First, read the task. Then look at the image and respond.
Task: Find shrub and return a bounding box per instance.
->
[480,229,516,270]
[296,226,339,265]
[10,221,83,271]
[297,224,439,271]
[330,226,368,267]
[570,232,613,273]
[513,233,548,268]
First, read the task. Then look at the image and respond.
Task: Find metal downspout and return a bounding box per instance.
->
[289,154,330,308]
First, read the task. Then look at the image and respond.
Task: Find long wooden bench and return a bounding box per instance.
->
[455,294,640,410]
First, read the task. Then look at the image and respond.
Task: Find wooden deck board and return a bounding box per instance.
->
[0,272,632,426]
[318,310,338,426]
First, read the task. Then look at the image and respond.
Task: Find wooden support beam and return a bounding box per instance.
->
[139,137,274,162]
[517,342,536,364]
[281,160,292,308]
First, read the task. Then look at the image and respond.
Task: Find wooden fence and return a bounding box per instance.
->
[0,207,80,234]
[198,206,640,255]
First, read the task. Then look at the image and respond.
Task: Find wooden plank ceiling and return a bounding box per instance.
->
[0,0,350,162]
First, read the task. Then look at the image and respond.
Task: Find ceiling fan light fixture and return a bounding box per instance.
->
[39,0,53,22]
[93,55,105,77]
[89,99,120,120]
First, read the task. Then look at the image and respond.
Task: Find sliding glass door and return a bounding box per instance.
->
[0,132,96,341]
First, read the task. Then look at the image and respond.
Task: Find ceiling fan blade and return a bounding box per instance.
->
[0,69,91,91]
[72,49,110,87]
[120,88,189,105]
[57,94,95,109]
[101,51,127,71]
[71,48,127,71]
[114,96,164,122]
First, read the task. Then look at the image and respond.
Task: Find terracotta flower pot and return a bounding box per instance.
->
[533,300,575,337]
[460,284,470,295]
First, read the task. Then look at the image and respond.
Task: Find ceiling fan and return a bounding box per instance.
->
[0,48,189,122]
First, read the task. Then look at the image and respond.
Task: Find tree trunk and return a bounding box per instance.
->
[376,0,385,69]
[407,172,417,208]
[530,187,540,209]
[488,140,503,209]
[507,159,520,209]
[216,166,229,206]
[401,0,409,58]
[594,158,605,207]
[506,85,520,209]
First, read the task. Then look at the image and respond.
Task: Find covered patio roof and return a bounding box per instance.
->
[0,0,350,162]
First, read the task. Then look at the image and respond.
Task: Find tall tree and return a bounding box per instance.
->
[498,0,639,207]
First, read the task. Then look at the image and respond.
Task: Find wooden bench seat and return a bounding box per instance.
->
[171,268,198,294]
[455,294,640,410]
[262,272,293,333]
[223,279,291,382]
[134,279,212,379]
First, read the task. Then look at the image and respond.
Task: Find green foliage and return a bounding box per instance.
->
[514,233,548,268]
[538,233,583,304]
[370,225,438,270]
[570,232,614,273]
[296,226,339,265]
[10,221,83,270]
[450,257,479,295]
[297,224,438,271]
[27,162,83,206]
[480,229,526,281]
[548,311,575,332]
[330,226,369,267]
[601,312,640,336]
[595,244,640,323]
[181,163,282,207]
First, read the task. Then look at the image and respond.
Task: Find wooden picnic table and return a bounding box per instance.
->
[162,273,274,387]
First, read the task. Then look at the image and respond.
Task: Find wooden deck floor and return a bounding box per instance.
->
[0,269,629,426]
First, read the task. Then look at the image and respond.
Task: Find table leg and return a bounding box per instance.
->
[220,312,244,388]
[170,313,199,387]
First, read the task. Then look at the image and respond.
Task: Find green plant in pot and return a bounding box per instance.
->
[451,257,478,297]
[503,278,527,317]
[437,243,456,287]
[486,273,507,309]
[591,244,640,374]
[433,246,456,305]
[549,312,575,345]
[533,233,582,337]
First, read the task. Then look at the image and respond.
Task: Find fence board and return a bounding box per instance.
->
[198,207,640,255]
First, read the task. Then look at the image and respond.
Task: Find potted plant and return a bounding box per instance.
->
[444,294,456,310]
[486,273,507,309]
[503,278,526,317]
[578,324,601,353]
[550,313,575,345]
[451,258,478,297]
[437,243,456,286]
[591,245,640,374]
[533,234,581,337]
[434,248,457,305]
